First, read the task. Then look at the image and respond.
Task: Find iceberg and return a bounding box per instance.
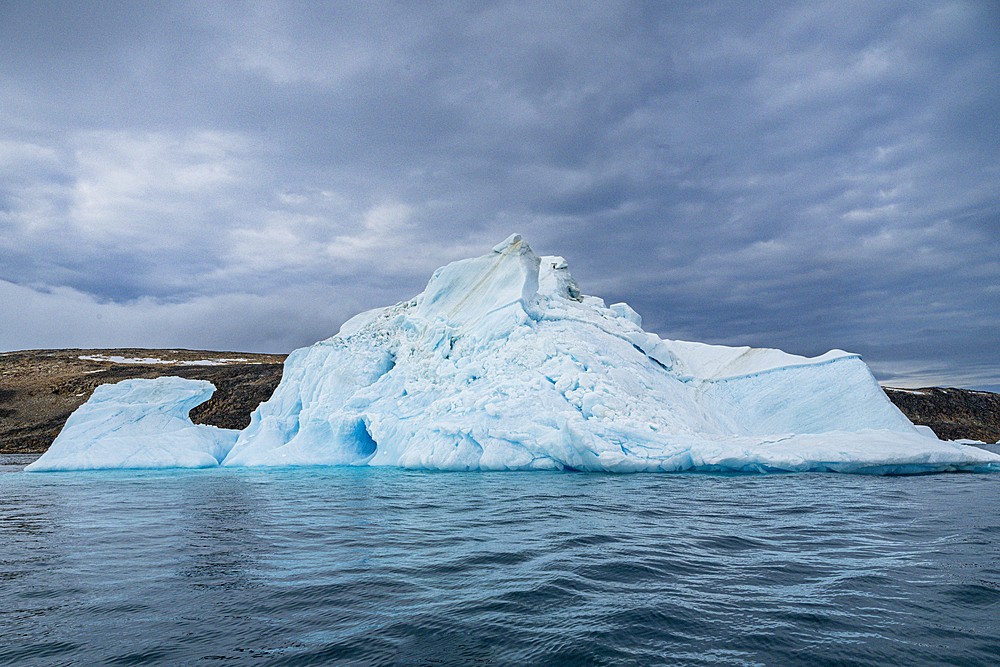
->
[25,377,238,471]
[27,235,1000,474]
[221,234,996,474]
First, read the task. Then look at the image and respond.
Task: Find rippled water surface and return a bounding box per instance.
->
[2,457,999,666]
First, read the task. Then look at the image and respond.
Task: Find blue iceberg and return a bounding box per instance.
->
[27,235,1000,474]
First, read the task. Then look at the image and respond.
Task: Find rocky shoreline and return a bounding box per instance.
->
[880,386,1000,445]
[1,348,997,455]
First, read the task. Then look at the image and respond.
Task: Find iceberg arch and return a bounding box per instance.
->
[26,377,238,471]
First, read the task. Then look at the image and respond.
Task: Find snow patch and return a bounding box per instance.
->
[885,387,929,395]
[79,354,255,366]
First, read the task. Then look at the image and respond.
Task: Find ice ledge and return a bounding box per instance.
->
[660,340,858,382]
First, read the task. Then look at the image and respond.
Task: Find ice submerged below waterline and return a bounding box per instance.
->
[26,235,1000,474]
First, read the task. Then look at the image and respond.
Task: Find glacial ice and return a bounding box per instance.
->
[25,377,238,471]
[28,234,1000,474]
[220,234,998,473]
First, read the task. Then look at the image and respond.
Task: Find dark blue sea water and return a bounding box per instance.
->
[2,455,999,667]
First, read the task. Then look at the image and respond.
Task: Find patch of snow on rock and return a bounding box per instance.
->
[78,355,253,366]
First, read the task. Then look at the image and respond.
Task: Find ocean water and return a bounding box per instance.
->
[2,456,999,666]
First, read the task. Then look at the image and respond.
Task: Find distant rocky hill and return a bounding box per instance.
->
[881,386,999,445]
[1,348,997,454]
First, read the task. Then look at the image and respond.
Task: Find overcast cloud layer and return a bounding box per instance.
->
[1,0,998,390]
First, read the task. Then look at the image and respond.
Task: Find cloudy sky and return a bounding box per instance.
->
[1,0,997,390]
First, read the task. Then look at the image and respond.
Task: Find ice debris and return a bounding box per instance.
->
[28,235,1000,473]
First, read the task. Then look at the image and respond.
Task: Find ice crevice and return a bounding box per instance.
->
[26,235,1000,474]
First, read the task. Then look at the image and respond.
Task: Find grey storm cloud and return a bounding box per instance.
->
[1,0,998,390]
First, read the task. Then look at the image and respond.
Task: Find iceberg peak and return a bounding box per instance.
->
[492,233,525,253]
[414,232,540,332]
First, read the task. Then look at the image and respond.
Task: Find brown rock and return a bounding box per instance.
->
[883,386,1000,444]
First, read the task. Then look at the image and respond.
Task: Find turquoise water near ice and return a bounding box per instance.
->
[2,456,999,666]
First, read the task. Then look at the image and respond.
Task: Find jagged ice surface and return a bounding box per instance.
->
[220,234,999,474]
[25,377,239,471]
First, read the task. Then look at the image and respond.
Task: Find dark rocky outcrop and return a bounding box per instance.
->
[883,386,1000,444]
[2,348,998,454]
